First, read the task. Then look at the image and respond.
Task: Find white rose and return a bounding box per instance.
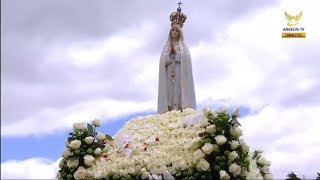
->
[178,160,188,170]
[56,172,61,179]
[92,119,102,127]
[196,159,210,171]
[215,135,227,145]
[219,170,230,180]
[265,160,271,166]
[182,108,196,115]
[84,136,94,144]
[73,166,88,180]
[69,139,81,150]
[228,151,238,162]
[200,117,210,127]
[103,144,112,152]
[59,158,66,168]
[257,157,270,166]
[96,132,106,141]
[62,149,74,158]
[94,148,102,155]
[159,166,168,174]
[128,167,135,174]
[264,173,273,180]
[230,127,243,138]
[141,168,147,173]
[119,169,128,176]
[94,171,103,179]
[229,140,240,150]
[84,155,95,166]
[202,107,212,116]
[229,163,241,176]
[240,167,248,176]
[190,137,204,150]
[240,140,250,153]
[218,107,228,114]
[231,108,240,117]
[201,143,214,155]
[261,165,270,173]
[168,166,177,175]
[205,125,216,135]
[73,122,86,130]
[65,140,70,147]
[141,171,150,179]
[136,165,142,172]
[193,149,205,162]
[67,158,79,169]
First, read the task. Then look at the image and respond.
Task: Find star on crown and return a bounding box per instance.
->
[170,1,187,28]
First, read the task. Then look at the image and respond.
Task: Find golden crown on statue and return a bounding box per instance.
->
[170,1,187,28]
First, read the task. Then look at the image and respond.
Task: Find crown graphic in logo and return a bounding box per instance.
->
[170,2,187,28]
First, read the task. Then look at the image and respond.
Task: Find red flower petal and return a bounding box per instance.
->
[101,154,108,159]
[199,133,204,138]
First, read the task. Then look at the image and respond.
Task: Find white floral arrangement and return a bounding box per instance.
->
[57,108,273,180]
[57,119,112,180]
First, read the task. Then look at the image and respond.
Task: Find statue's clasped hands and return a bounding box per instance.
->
[170,42,176,54]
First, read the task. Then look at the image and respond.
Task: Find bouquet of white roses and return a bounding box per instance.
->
[57,119,112,180]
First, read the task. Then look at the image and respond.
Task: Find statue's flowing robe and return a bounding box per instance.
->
[157,26,196,114]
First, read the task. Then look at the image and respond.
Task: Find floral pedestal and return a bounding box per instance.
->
[57,108,273,180]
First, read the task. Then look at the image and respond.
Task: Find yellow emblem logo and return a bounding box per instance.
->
[285,11,303,26]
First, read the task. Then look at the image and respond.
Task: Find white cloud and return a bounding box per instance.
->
[65,20,158,68]
[1,98,154,137]
[2,0,320,161]
[191,0,320,110]
[1,158,61,179]
[241,104,320,179]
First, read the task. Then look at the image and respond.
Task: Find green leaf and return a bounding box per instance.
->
[87,123,93,135]
[67,174,73,180]
[105,134,113,141]
[182,170,188,177]
[87,148,93,154]
[113,175,120,180]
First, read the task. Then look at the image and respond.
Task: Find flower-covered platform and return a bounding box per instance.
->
[57,108,273,180]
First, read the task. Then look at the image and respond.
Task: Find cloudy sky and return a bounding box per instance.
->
[1,0,320,179]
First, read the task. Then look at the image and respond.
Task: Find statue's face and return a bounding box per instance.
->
[170,27,180,39]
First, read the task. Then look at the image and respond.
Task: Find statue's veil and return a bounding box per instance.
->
[157,26,196,114]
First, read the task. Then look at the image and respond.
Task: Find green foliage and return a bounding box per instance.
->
[87,123,94,135]
[286,171,301,180]
[181,109,251,180]
[105,134,113,141]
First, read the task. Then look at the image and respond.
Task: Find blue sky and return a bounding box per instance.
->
[1,111,151,162]
[2,0,320,179]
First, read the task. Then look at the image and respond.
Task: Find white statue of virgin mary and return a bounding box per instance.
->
[157,9,196,114]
